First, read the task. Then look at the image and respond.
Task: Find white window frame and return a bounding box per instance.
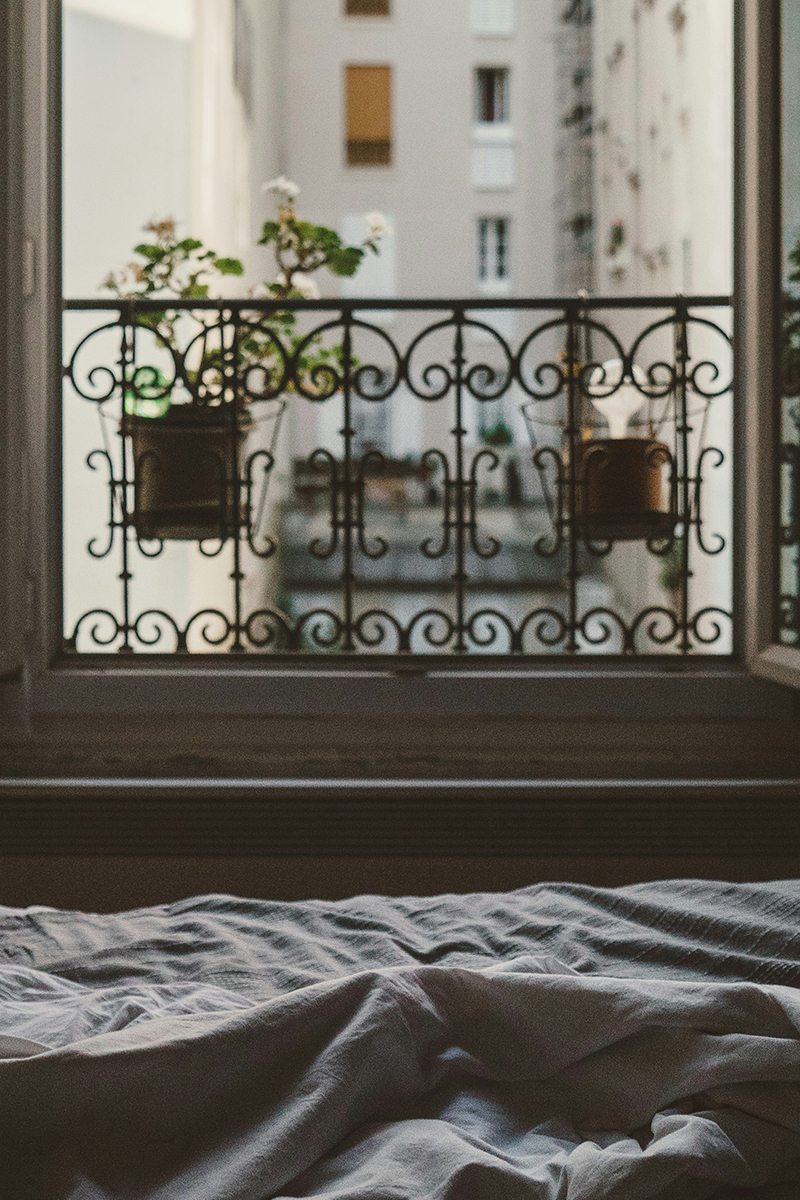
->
[0,0,792,727]
[477,216,510,289]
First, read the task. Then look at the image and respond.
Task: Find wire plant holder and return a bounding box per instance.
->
[62,295,733,658]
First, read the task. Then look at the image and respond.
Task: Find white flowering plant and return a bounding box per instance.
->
[104,185,389,412]
[259,178,387,299]
[242,179,390,393]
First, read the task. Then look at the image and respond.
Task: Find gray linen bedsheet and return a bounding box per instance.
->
[2,879,800,1199]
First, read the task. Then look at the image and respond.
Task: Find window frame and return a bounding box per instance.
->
[739,0,800,689]
[477,216,510,287]
[0,0,793,725]
[0,0,25,679]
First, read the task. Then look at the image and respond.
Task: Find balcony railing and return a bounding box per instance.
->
[62,295,733,658]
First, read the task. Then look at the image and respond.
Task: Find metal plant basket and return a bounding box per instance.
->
[127,404,250,542]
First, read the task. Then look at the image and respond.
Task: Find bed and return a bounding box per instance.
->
[2,878,800,1199]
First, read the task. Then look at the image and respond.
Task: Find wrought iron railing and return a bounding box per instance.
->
[62,295,733,657]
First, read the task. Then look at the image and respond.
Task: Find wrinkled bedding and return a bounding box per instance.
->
[2,879,800,1199]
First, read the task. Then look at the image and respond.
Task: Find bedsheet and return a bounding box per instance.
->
[2,879,800,1199]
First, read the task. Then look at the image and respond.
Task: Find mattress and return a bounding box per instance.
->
[2,878,800,1198]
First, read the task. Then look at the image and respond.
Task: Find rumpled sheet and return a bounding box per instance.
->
[2,879,800,1199]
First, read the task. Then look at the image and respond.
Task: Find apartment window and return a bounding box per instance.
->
[475,67,509,124]
[470,0,515,36]
[478,217,510,284]
[346,65,392,166]
[346,0,391,14]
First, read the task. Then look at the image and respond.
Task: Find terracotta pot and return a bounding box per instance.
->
[574,436,675,541]
[126,405,249,541]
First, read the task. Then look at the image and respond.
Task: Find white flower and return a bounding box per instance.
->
[364,211,391,240]
[263,176,301,201]
[277,271,321,300]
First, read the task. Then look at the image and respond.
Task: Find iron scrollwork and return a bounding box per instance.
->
[63,295,733,657]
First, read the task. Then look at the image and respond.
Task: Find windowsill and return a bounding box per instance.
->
[4,658,793,723]
[477,279,512,296]
[473,122,514,143]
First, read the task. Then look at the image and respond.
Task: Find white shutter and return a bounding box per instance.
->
[470,0,514,37]
[472,144,515,189]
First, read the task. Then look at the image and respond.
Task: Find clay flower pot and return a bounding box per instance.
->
[575,436,675,541]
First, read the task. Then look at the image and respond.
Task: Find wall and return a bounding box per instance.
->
[591,0,734,646]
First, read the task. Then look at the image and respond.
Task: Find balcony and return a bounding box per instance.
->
[62,295,733,658]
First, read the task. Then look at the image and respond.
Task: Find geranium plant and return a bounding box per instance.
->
[104,186,389,410]
[242,178,389,394]
[103,217,245,415]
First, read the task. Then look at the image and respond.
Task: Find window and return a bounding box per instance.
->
[346,64,392,166]
[346,0,390,14]
[475,67,509,124]
[470,0,515,37]
[478,217,509,285]
[473,68,513,187]
[0,0,791,730]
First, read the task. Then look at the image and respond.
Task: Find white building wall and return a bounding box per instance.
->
[593,0,733,297]
[278,0,555,301]
[62,0,282,649]
[272,0,557,462]
[591,0,734,645]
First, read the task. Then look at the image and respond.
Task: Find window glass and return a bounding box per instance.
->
[60,0,736,661]
[475,67,509,123]
[478,217,510,284]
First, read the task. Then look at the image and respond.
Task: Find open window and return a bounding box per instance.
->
[742,0,800,690]
[0,0,794,725]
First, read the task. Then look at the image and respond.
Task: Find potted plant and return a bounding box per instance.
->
[104,217,247,540]
[576,359,675,542]
[104,182,388,541]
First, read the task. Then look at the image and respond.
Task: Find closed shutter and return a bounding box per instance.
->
[346,0,390,15]
[470,0,515,36]
[346,65,392,166]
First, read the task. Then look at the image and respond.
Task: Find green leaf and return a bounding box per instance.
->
[258,221,281,245]
[134,243,163,260]
[138,310,167,331]
[177,238,204,252]
[215,257,245,276]
[327,246,364,277]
